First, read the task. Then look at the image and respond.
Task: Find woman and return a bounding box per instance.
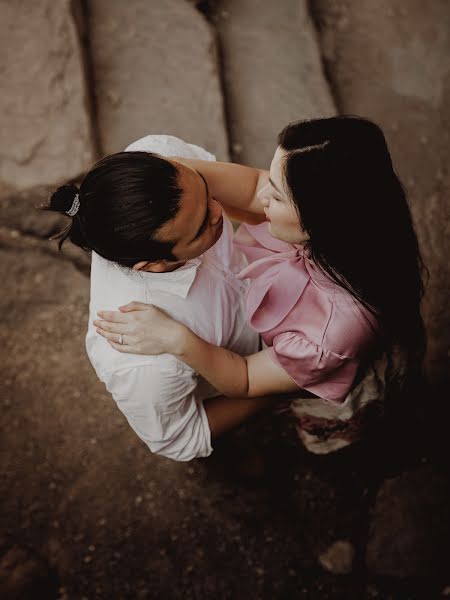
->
[58,116,428,453]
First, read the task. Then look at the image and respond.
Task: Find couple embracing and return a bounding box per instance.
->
[44,116,426,461]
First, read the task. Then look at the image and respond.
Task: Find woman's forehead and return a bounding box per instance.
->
[270,146,288,189]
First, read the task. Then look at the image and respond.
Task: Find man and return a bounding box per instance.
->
[86,134,272,461]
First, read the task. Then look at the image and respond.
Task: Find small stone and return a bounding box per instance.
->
[441,585,450,596]
[318,540,355,575]
[83,555,92,563]
[135,495,142,505]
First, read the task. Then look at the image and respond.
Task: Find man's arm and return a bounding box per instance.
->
[170,157,269,216]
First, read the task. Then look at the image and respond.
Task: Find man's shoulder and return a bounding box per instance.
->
[124,134,216,162]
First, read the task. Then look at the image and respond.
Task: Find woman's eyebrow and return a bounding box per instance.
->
[269,177,282,195]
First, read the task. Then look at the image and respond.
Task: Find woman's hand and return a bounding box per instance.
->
[93,301,187,355]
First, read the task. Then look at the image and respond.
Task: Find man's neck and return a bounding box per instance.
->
[161,261,188,272]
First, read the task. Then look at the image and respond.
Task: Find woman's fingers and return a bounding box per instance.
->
[108,340,137,354]
[118,301,152,312]
[95,326,121,342]
[96,310,129,323]
[93,319,130,335]
[96,326,137,352]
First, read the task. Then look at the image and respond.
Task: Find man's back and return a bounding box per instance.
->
[85,135,259,461]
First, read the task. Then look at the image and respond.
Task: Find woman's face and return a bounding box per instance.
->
[257,146,309,245]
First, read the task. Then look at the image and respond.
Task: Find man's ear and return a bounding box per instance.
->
[132,260,168,273]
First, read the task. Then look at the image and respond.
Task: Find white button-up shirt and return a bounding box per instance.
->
[85,135,259,461]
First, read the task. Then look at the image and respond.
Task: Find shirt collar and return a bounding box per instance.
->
[134,257,202,299]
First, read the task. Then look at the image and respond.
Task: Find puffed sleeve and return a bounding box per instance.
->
[267,332,361,403]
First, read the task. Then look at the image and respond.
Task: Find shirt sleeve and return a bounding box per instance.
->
[267,331,361,403]
[102,361,213,462]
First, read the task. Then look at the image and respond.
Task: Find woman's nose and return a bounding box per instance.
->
[209,198,223,225]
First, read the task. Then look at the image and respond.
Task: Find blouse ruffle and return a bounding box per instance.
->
[268,332,361,403]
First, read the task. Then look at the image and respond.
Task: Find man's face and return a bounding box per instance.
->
[134,160,224,272]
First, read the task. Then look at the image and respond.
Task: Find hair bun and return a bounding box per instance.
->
[46,183,80,216]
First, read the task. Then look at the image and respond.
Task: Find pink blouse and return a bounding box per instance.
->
[234,222,381,403]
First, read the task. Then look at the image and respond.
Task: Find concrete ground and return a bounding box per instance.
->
[0,224,449,599]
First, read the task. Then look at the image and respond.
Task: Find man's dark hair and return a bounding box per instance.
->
[42,151,182,267]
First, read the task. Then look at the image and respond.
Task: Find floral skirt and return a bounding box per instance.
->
[287,346,408,454]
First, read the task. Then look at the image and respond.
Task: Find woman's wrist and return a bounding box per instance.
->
[171,322,192,358]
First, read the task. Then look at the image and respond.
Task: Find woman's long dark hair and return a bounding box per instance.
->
[278,116,427,375]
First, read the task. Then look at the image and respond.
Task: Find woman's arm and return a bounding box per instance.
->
[204,393,280,438]
[175,327,300,398]
[169,157,269,216]
[94,303,301,398]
